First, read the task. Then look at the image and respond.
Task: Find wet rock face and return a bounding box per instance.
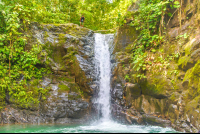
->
[125,83,141,100]
[142,114,171,127]
[0,91,90,124]
[0,108,40,124]
[111,83,128,124]
[110,0,200,132]
[178,34,200,71]
[40,84,90,123]
[0,23,97,125]
[113,25,139,53]
[33,23,96,123]
[35,24,97,88]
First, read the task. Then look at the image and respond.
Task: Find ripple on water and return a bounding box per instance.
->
[0,121,179,133]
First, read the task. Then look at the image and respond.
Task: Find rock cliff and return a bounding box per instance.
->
[0,23,97,125]
[110,0,200,132]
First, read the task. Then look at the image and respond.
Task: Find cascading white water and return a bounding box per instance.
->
[94,33,113,121]
[0,32,178,133]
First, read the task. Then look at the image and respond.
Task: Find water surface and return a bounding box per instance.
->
[0,33,180,133]
[0,121,179,133]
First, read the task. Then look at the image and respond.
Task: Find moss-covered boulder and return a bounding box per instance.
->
[178,35,200,71]
[125,83,141,105]
[113,25,139,53]
[0,22,96,125]
[110,0,200,132]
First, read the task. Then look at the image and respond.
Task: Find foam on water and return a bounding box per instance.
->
[0,122,178,133]
[77,121,177,133]
[0,33,179,133]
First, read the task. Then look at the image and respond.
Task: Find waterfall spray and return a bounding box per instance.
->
[94,33,113,121]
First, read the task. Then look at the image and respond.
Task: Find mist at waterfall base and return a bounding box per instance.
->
[0,34,178,133]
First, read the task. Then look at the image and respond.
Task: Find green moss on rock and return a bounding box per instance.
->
[0,90,5,110]
[141,72,173,98]
[58,84,70,92]
[185,95,200,124]
[63,47,78,60]
[178,55,191,68]
[182,60,200,100]
[58,33,67,45]
[113,25,139,53]
[58,76,75,82]
[29,79,39,86]
[183,60,200,83]
[44,31,49,39]
[68,93,82,100]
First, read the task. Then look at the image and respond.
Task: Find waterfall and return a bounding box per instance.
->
[94,33,114,121]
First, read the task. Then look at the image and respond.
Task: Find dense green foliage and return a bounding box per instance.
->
[0,0,134,109]
[2,0,134,31]
[0,3,49,109]
[126,0,180,81]
[0,0,183,109]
